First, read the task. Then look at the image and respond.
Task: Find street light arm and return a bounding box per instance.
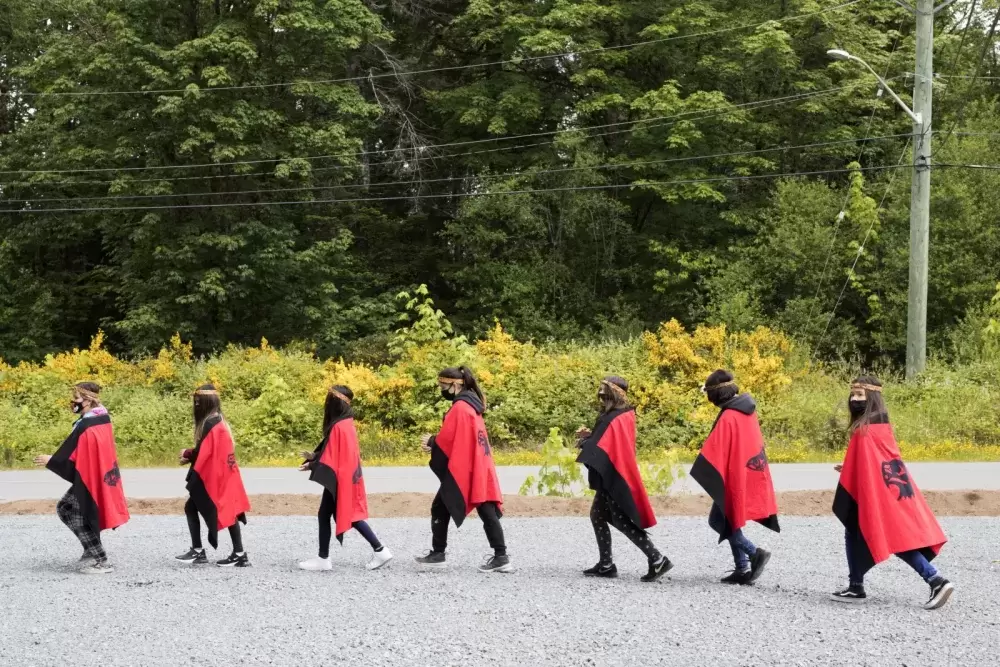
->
[854,58,923,126]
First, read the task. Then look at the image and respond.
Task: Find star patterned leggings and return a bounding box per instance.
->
[590,491,662,565]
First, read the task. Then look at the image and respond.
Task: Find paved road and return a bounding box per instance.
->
[1,515,996,666]
[3,462,1000,501]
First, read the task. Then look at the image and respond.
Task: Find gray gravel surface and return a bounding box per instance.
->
[1,515,998,667]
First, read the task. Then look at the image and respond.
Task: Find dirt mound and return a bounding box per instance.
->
[3,490,999,517]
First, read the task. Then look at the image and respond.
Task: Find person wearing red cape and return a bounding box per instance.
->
[575,376,673,582]
[415,366,512,573]
[690,370,778,585]
[174,384,252,568]
[298,385,393,572]
[33,382,129,575]
[831,376,954,610]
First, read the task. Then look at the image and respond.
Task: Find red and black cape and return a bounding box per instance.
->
[428,392,503,526]
[185,414,250,549]
[690,394,780,541]
[308,416,369,544]
[47,413,130,533]
[833,418,946,576]
[576,408,657,529]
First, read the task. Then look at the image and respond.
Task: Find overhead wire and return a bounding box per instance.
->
[0,133,915,205]
[13,0,865,99]
[0,81,890,177]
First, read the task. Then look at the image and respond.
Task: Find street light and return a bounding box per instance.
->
[827,46,931,380]
[826,50,921,126]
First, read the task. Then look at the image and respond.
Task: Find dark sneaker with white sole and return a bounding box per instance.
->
[583,562,619,579]
[414,551,447,567]
[79,561,114,575]
[640,556,673,582]
[720,569,751,585]
[831,584,867,603]
[924,577,954,610]
[216,552,251,568]
[175,548,208,565]
[478,554,514,573]
[748,548,771,583]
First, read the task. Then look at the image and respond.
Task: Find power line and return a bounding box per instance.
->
[813,138,913,356]
[13,0,865,99]
[0,164,941,215]
[0,81,885,177]
[1,134,914,205]
[807,19,906,330]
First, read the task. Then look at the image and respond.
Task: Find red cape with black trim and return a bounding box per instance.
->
[576,409,656,530]
[428,394,503,527]
[833,422,946,575]
[186,415,250,549]
[47,414,130,532]
[309,417,369,543]
[690,396,779,541]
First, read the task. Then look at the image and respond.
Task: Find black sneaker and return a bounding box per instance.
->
[175,548,208,565]
[583,562,619,579]
[216,552,251,568]
[748,548,771,583]
[831,584,867,603]
[640,556,673,582]
[924,577,954,610]
[720,569,751,585]
[478,554,514,573]
[414,551,447,567]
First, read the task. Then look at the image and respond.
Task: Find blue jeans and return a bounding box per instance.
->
[844,530,938,586]
[709,504,757,570]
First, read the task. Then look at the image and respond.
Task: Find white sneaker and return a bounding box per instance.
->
[298,556,333,572]
[367,548,393,570]
[79,561,114,575]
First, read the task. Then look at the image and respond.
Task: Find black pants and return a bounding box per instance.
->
[318,489,382,558]
[431,491,506,556]
[185,498,243,552]
[590,491,662,564]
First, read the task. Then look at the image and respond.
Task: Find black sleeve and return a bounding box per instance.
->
[46,426,84,483]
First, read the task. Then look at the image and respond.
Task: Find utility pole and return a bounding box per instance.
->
[906,0,934,379]
[889,0,960,378]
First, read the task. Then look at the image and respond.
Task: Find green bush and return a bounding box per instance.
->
[3,289,1000,468]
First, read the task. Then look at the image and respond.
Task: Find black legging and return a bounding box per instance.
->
[318,489,382,558]
[430,491,506,556]
[590,491,661,564]
[185,497,244,552]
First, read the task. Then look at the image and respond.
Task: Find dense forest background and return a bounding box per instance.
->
[3,0,1000,367]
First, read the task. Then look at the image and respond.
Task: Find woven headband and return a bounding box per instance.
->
[851,383,882,393]
[438,377,465,387]
[194,389,218,396]
[704,380,736,391]
[328,388,352,405]
[73,387,100,402]
[600,380,627,396]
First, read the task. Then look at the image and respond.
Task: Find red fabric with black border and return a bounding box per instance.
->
[690,407,779,541]
[186,415,250,548]
[576,409,656,529]
[47,414,130,532]
[428,396,503,527]
[833,423,946,575]
[310,417,369,542]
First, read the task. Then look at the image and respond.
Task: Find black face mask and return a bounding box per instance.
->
[848,399,866,419]
[441,389,455,401]
[71,401,84,414]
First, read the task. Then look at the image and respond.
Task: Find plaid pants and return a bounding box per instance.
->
[56,489,106,563]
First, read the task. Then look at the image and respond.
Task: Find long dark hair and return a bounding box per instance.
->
[193,383,222,443]
[849,375,889,432]
[598,376,630,413]
[323,385,355,433]
[704,369,739,407]
[439,366,486,408]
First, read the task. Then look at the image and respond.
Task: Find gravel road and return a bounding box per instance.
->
[2,516,997,667]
